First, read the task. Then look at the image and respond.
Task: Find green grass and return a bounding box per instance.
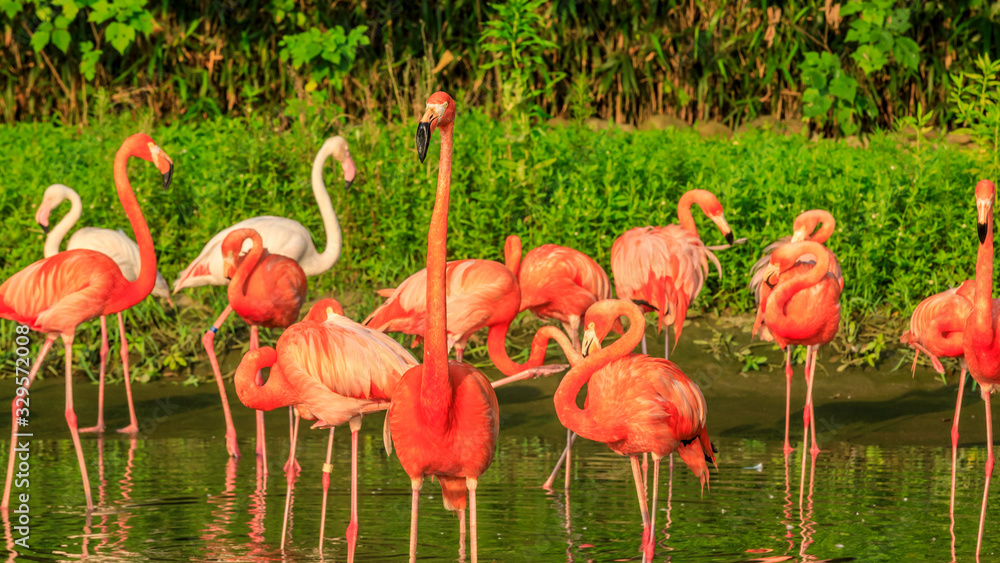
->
[0,112,988,380]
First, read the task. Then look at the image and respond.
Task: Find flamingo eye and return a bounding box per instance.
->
[765,274,777,289]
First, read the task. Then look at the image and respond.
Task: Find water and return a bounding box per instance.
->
[3,335,1000,562]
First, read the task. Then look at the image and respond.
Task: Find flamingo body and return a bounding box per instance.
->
[765,261,842,348]
[66,228,172,300]
[228,248,308,329]
[902,281,977,364]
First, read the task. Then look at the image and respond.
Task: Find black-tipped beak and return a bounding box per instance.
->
[725,231,734,245]
[344,179,354,190]
[416,122,431,163]
[979,221,989,244]
[38,222,49,234]
[162,162,174,190]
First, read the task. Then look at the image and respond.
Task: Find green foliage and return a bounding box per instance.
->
[278,25,370,92]
[801,51,860,135]
[841,0,920,74]
[948,53,1000,178]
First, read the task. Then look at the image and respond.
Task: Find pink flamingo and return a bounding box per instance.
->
[387,91,500,563]
[35,183,173,434]
[962,179,1000,557]
[202,228,307,466]
[756,241,842,459]
[173,136,354,290]
[0,132,173,511]
[235,298,415,559]
[749,210,843,455]
[554,298,716,562]
[900,280,980,521]
[610,189,734,360]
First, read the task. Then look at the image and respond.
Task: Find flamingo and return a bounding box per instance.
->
[235,298,416,559]
[610,189,734,360]
[386,91,500,563]
[0,132,173,512]
[554,298,716,562]
[749,210,843,455]
[756,241,842,459]
[962,179,1000,557]
[172,136,354,290]
[900,280,979,521]
[202,228,307,465]
[35,183,173,434]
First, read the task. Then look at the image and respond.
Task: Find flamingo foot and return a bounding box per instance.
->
[116,423,139,434]
[79,424,106,433]
[641,523,654,562]
[346,519,358,562]
[782,441,794,457]
[226,430,241,459]
[284,456,301,476]
[810,443,822,458]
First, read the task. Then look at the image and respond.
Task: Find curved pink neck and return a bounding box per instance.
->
[487,322,580,376]
[971,209,997,348]
[765,242,831,328]
[553,301,645,443]
[234,347,296,410]
[677,190,715,237]
[422,120,455,413]
[229,230,265,300]
[504,235,522,276]
[106,136,156,313]
[798,210,835,243]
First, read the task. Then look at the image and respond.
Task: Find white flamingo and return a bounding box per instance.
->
[35,183,173,434]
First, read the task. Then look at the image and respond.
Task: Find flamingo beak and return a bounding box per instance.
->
[581,323,599,358]
[416,106,439,163]
[342,155,357,189]
[711,214,734,244]
[978,198,992,244]
[222,255,235,280]
[761,264,779,290]
[162,160,174,191]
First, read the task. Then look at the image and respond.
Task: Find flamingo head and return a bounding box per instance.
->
[791,210,835,244]
[324,136,357,189]
[581,298,642,356]
[416,91,456,163]
[694,192,734,244]
[220,228,259,279]
[976,179,995,244]
[126,133,174,190]
[303,298,346,322]
[35,184,70,233]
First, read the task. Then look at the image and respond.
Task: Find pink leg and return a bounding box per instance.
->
[3,337,54,510]
[250,325,267,473]
[409,477,422,563]
[783,346,794,457]
[542,430,577,490]
[641,332,648,356]
[649,456,660,558]
[663,326,669,362]
[458,508,467,562]
[642,452,649,487]
[467,477,479,563]
[976,392,994,558]
[950,364,967,521]
[807,346,821,458]
[629,455,653,562]
[201,305,239,458]
[80,317,109,433]
[283,409,300,476]
[61,334,94,510]
[799,347,813,508]
[319,428,335,553]
[347,417,362,563]
[279,447,297,551]
[116,312,139,434]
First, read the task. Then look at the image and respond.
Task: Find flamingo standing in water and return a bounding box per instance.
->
[0,132,174,511]
[554,299,716,562]
[386,91,500,563]
[35,183,173,434]
[749,210,842,455]
[203,228,307,466]
[962,179,1000,557]
[235,298,416,559]
[610,189,735,360]
[900,280,979,520]
[756,241,841,459]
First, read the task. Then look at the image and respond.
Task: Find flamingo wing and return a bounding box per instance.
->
[519,244,610,320]
[68,227,172,300]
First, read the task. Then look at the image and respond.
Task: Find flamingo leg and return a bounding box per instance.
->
[283,410,301,476]
[80,316,109,433]
[783,346,794,457]
[347,417,362,563]
[799,347,813,508]
[640,332,648,356]
[663,326,669,362]
[629,455,653,563]
[279,448,296,551]
[3,337,54,510]
[250,325,267,473]
[542,430,577,490]
[201,305,239,458]
[563,317,581,353]
[319,428,335,553]
[642,452,649,487]
[976,391,994,559]
[950,363,967,521]
[807,346,821,458]
[458,508,467,562]
[408,476,423,563]
[62,334,94,511]
[116,312,139,434]
[468,476,479,563]
[649,456,660,559]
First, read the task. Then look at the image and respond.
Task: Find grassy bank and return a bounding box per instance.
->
[0,112,987,381]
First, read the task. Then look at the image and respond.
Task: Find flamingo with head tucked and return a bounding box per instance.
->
[1,133,174,512]
[554,298,716,562]
[235,298,416,560]
[35,183,173,434]
[202,228,307,465]
[610,189,735,360]
[386,91,500,563]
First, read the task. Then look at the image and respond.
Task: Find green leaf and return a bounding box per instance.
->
[852,44,888,74]
[30,22,53,51]
[0,0,23,19]
[87,0,114,23]
[53,0,79,20]
[829,74,858,102]
[105,21,136,54]
[51,28,70,53]
[893,37,920,70]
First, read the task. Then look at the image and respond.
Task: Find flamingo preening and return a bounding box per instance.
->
[35,183,173,434]
[386,91,500,563]
[235,298,416,560]
[202,228,307,465]
[554,298,716,562]
[1,132,174,512]
[610,189,735,360]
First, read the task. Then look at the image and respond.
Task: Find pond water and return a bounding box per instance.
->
[3,326,999,562]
